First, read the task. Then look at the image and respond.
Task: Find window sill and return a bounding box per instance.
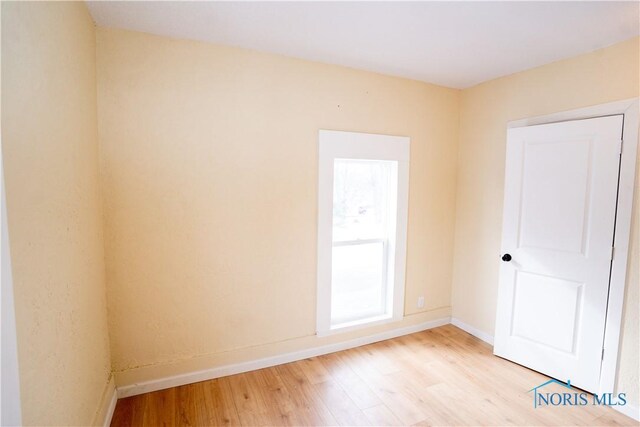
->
[316,313,402,337]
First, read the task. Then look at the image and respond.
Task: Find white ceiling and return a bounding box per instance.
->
[86,1,639,89]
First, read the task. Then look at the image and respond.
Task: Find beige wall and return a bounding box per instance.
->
[96,28,459,384]
[1,2,113,425]
[452,37,640,404]
[3,3,637,419]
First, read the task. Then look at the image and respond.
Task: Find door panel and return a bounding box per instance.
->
[494,115,623,393]
[518,138,591,253]
[511,271,582,354]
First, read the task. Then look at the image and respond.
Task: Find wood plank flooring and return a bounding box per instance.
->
[111,325,637,426]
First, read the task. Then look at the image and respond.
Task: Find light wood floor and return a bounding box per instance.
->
[111,325,637,426]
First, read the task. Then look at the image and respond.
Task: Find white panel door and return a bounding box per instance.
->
[494,115,623,392]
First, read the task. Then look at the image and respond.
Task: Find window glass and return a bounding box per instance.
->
[331,241,385,324]
[330,159,396,326]
[332,159,392,242]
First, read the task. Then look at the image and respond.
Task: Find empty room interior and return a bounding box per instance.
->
[2,1,640,426]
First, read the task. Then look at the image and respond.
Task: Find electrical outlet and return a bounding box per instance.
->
[417,296,425,309]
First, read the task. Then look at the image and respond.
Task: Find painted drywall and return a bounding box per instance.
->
[96,27,459,384]
[452,37,640,405]
[1,2,113,425]
[4,3,635,419]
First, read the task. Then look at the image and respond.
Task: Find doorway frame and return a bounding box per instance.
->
[507,98,639,396]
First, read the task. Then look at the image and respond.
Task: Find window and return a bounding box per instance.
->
[317,130,410,335]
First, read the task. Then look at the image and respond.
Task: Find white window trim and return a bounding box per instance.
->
[316,130,410,336]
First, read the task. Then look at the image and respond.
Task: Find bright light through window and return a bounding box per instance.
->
[331,159,397,325]
[317,130,410,335]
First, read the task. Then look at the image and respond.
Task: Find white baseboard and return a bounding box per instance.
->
[102,387,117,427]
[451,317,494,345]
[117,316,451,398]
[111,317,638,424]
[91,376,117,427]
[612,402,640,422]
[449,318,640,422]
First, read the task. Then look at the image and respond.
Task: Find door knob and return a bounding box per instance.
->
[502,253,512,262]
